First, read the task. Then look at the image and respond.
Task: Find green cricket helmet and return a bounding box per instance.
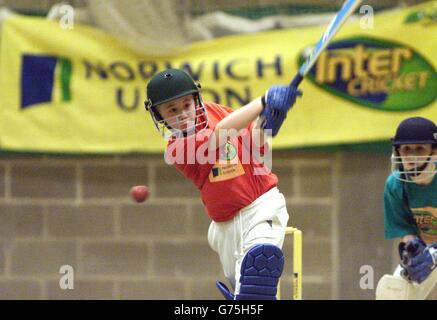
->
[145,69,208,139]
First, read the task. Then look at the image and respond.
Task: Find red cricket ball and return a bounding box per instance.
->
[130,185,150,203]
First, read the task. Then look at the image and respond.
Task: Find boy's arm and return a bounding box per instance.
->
[212,97,264,148]
[213,85,301,147]
[214,97,263,142]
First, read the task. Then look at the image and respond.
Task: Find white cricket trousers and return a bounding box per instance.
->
[207,187,289,295]
[392,264,437,300]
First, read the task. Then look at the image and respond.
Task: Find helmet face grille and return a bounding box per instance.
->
[149,100,209,140]
[391,154,437,183]
[164,104,208,140]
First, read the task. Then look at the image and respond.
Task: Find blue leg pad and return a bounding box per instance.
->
[236,244,284,300]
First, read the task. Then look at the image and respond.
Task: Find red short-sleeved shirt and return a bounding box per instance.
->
[165,102,278,222]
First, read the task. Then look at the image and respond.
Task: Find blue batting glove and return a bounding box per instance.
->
[406,242,437,284]
[401,238,426,262]
[399,238,427,281]
[260,85,302,137]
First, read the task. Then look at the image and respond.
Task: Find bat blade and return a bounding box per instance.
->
[290,0,362,87]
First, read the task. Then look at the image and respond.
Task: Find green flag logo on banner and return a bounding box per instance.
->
[21,54,72,109]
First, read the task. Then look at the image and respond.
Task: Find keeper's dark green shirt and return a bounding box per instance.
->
[384,170,437,245]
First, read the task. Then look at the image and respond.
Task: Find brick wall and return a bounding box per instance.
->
[0,151,400,300]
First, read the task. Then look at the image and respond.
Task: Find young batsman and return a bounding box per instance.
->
[376,117,437,300]
[145,68,302,299]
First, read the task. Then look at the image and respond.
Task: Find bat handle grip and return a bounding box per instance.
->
[290,73,303,88]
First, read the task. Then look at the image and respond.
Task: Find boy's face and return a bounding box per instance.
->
[398,143,434,171]
[157,94,196,132]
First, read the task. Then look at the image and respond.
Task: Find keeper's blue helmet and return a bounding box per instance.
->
[391,117,437,183]
[391,117,437,147]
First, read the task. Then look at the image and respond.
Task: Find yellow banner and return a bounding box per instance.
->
[0,2,436,153]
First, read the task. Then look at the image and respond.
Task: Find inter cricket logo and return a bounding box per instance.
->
[412,208,437,236]
[299,36,437,111]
